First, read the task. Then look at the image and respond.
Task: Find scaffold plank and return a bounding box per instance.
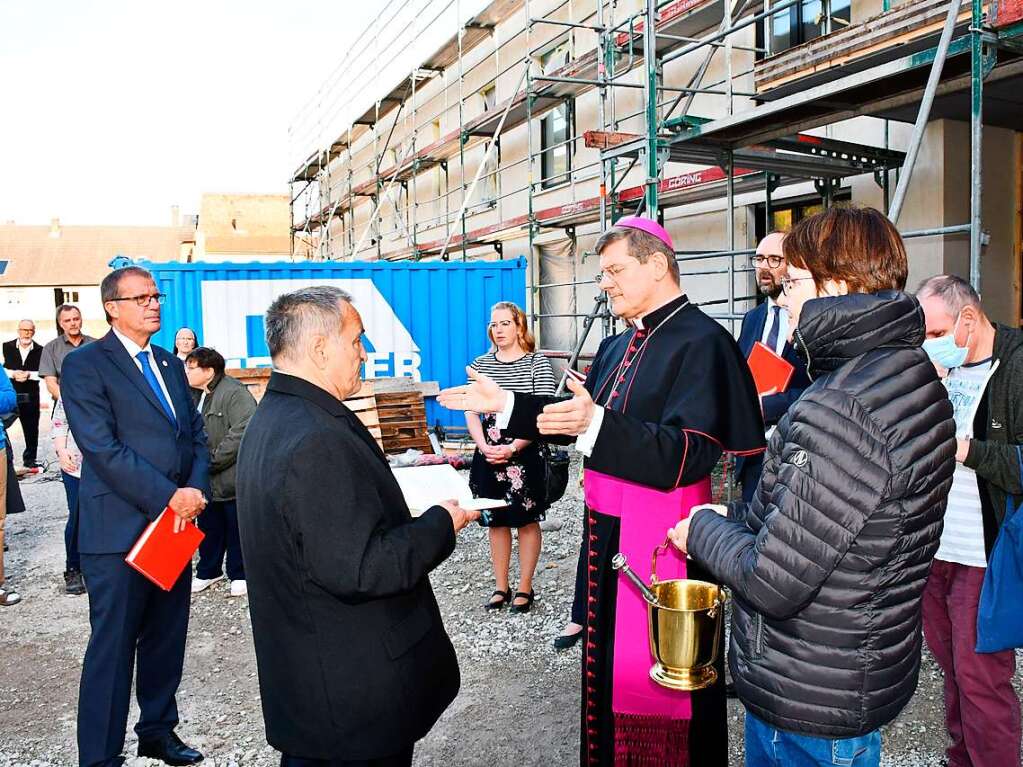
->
[614,0,725,52]
[755,0,981,97]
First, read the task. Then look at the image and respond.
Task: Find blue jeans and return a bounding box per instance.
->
[744,712,881,767]
[61,471,80,572]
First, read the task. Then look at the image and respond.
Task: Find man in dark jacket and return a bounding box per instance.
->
[669,208,956,767]
[917,274,1022,767]
[2,320,43,467]
[236,286,477,766]
[735,233,811,502]
[185,346,257,598]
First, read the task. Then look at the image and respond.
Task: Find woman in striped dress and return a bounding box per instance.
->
[468,302,557,613]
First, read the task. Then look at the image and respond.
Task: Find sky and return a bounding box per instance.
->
[0,1,379,226]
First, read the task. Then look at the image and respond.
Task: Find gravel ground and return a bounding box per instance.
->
[0,418,1018,767]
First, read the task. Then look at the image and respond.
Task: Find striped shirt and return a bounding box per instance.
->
[470,352,557,396]
[936,358,995,568]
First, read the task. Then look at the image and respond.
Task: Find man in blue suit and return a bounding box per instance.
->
[735,232,811,502]
[63,266,210,767]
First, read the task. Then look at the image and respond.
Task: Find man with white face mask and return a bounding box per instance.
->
[918,274,1023,767]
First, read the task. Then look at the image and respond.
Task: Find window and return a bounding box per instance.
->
[0,260,7,275]
[540,102,572,189]
[757,0,851,56]
[479,145,499,206]
[753,192,851,242]
[540,37,571,75]
[54,288,80,306]
[480,85,496,114]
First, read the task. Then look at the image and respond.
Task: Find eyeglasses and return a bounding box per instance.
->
[780,277,815,295]
[750,254,784,269]
[594,264,630,285]
[109,293,166,307]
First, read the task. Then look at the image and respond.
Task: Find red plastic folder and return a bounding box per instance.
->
[125,509,204,591]
[747,341,794,396]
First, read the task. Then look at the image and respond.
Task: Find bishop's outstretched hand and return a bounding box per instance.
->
[536,374,594,436]
[437,367,509,414]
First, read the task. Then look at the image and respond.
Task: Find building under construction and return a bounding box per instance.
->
[288,0,1023,361]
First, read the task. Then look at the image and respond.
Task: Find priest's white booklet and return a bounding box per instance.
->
[391,464,508,517]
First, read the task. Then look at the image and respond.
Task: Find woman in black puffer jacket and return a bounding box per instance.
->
[672,208,956,767]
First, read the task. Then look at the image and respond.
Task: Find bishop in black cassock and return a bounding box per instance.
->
[441,217,765,766]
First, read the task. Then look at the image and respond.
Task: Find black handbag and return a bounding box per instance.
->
[539,443,570,506]
[531,354,570,506]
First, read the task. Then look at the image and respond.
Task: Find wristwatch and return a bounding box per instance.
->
[508,444,517,455]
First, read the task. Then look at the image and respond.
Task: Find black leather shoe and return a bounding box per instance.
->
[138,732,203,766]
[64,569,86,595]
[553,627,583,650]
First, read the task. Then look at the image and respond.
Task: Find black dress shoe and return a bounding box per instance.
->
[553,627,583,650]
[138,732,203,766]
[64,569,86,595]
[509,590,535,614]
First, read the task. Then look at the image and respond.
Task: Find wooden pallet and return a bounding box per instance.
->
[755,1,989,95]
[230,367,274,402]
[226,368,384,450]
[376,390,434,455]
[345,380,384,449]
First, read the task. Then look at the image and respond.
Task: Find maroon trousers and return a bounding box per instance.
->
[922,559,1022,767]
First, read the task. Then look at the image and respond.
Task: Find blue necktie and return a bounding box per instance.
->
[765,305,781,354]
[136,351,176,423]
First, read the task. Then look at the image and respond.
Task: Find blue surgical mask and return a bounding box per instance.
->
[922,314,970,370]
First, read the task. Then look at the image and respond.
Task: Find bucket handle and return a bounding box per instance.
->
[650,536,671,585]
[652,535,729,617]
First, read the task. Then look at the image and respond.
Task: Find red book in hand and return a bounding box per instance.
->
[125,509,204,591]
[747,341,795,396]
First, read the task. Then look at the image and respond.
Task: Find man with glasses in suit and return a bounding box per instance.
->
[735,232,811,503]
[63,266,209,767]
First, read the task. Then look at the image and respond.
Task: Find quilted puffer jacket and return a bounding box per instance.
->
[688,291,956,738]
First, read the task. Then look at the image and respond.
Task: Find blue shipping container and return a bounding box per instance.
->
[139,258,527,428]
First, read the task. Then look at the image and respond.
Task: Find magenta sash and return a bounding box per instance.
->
[584,469,712,722]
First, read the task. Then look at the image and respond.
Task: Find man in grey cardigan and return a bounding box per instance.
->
[185,346,257,598]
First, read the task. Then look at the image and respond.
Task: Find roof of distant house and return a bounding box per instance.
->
[0,222,191,287]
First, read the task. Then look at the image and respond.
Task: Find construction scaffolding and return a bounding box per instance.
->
[289,0,1023,362]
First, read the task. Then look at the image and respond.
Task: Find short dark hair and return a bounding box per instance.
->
[916,274,984,317]
[783,206,907,293]
[265,286,353,362]
[594,226,680,281]
[100,266,155,324]
[55,303,80,328]
[185,346,225,378]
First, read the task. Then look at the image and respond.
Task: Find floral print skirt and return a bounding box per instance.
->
[468,414,549,528]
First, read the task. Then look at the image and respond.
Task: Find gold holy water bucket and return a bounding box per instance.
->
[612,544,726,691]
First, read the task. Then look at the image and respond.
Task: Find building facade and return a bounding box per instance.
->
[289,0,1023,356]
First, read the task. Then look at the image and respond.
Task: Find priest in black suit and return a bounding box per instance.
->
[2,320,44,467]
[441,217,766,767]
[735,232,811,502]
[236,286,477,767]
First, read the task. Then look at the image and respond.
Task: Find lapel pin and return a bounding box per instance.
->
[162,360,168,366]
